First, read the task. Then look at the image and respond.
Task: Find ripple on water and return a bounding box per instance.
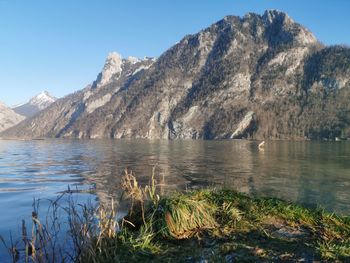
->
[0,139,350,260]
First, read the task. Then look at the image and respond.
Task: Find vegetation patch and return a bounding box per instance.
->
[1,171,350,262]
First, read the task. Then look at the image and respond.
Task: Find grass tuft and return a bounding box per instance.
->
[156,192,218,239]
[1,170,350,262]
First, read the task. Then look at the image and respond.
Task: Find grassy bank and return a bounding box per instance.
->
[2,171,350,262]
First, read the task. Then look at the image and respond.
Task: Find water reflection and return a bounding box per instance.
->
[74,140,350,215]
[1,139,350,260]
[0,139,349,231]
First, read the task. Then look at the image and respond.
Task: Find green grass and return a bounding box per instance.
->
[2,171,350,262]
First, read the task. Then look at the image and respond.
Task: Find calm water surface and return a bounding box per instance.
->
[0,139,349,258]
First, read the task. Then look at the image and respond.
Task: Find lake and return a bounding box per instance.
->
[0,139,350,260]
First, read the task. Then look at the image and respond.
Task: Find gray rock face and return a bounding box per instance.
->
[2,54,155,139]
[0,102,25,133]
[2,10,350,140]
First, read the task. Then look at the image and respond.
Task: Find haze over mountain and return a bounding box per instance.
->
[0,102,25,132]
[0,91,56,132]
[2,10,350,140]
[12,91,56,118]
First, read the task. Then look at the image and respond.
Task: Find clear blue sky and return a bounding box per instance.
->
[0,0,349,106]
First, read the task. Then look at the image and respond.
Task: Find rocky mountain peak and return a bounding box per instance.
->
[205,10,317,49]
[106,51,123,64]
[127,56,141,64]
[97,52,123,87]
[262,9,293,24]
[2,11,349,140]
[261,10,317,46]
[93,52,156,89]
[29,91,56,109]
[12,91,56,118]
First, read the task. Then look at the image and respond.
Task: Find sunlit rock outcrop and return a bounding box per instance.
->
[2,10,350,140]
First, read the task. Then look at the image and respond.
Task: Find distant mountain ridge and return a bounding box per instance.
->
[2,10,350,140]
[0,102,25,132]
[12,91,56,118]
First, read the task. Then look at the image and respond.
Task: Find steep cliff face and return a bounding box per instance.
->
[2,10,350,140]
[1,54,155,138]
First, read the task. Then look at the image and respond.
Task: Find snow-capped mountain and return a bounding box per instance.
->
[0,102,25,132]
[13,91,57,118]
[2,10,350,140]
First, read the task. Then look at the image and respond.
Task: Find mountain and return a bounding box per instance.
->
[12,91,56,118]
[2,10,350,140]
[1,55,155,138]
[0,102,25,133]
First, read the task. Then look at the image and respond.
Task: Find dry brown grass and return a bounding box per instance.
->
[1,170,350,262]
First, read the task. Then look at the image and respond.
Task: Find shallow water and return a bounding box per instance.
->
[0,139,349,259]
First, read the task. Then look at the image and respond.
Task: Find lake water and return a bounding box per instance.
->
[0,139,350,260]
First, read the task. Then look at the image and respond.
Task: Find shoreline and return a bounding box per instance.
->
[1,171,349,262]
